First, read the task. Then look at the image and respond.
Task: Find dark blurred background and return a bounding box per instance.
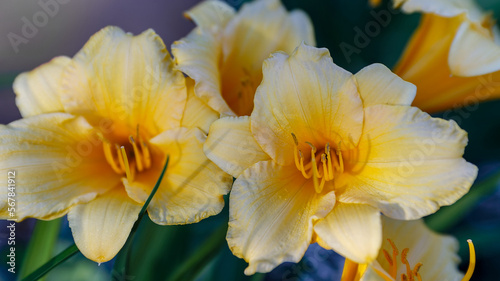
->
[1,0,500,280]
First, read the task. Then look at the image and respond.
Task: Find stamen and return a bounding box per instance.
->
[141,141,151,169]
[325,143,334,180]
[337,141,344,173]
[120,146,134,182]
[321,154,329,181]
[292,133,301,170]
[129,136,143,172]
[115,144,126,172]
[401,248,414,281]
[413,263,423,281]
[103,141,123,174]
[306,142,321,193]
[461,239,476,281]
[387,239,399,279]
[298,150,312,179]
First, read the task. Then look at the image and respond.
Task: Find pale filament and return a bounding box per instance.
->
[292,133,344,193]
[101,131,152,182]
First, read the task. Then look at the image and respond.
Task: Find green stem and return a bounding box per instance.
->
[167,223,228,281]
[426,168,500,232]
[18,218,61,281]
[20,244,79,281]
[113,156,170,280]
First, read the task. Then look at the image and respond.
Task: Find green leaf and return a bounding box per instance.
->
[18,219,62,280]
[20,244,79,281]
[112,155,170,280]
[166,222,228,281]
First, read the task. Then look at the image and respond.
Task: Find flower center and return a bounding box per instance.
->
[100,129,152,182]
[374,239,476,281]
[377,239,423,281]
[291,133,344,193]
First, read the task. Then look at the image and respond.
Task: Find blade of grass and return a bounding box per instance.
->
[113,155,170,280]
[20,244,79,281]
[167,222,228,281]
[18,218,62,280]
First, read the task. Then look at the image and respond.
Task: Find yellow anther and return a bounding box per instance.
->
[129,136,143,172]
[461,239,475,281]
[413,263,423,281]
[115,144,126,172]
[401,248,414,281]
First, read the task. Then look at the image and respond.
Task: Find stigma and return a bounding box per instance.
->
[100,129,152,182]
[291,133,344,193]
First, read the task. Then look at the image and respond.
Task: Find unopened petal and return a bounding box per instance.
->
[449,21,500,76]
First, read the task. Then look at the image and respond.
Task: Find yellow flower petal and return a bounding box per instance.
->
[174,0,315,116]
[314,203,381,264]
[123,127,232,225]
[227,160,336,275]
[204,116,270,178]
[361,217,463,281]
[173,27,229,115]
[337,105,477,220]
[68,188,142,263]
[355,63,416,107]
[449,21,500,76]
[0,113,118,221]
[220,0,315,116]
[61,26,187,136]
[252,43,363,166]
[13,56,70,117]
[184,0,235,29]
[396,0,483,22]
[181,78,219,134]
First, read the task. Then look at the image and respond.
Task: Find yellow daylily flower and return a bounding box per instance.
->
[204,43,477,275]
[172,0,315,116]
[341,217,475,281]
[394,0,500,113]
[0,26,231,263]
